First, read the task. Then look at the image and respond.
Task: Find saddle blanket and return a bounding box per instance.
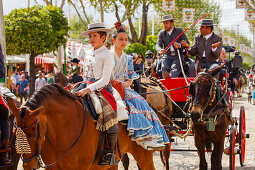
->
[91,87,129,121]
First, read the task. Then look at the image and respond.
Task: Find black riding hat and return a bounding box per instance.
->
[71,58,80,63]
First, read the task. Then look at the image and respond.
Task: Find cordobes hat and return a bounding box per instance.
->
[159,14,176,23]
[71,58,80,64]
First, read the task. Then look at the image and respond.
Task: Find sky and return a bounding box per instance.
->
[2,0,254,42]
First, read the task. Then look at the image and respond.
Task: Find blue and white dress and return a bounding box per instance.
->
[111,50,169,145]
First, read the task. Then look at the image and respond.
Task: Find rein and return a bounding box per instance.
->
[140,81,189,116]
[15,101,87,169]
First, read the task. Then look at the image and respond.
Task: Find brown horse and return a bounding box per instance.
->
[236,73,246,97]
[6,84,156,170]
[54,72,70,87]
[121,76,173,170]
[189,65,232,170]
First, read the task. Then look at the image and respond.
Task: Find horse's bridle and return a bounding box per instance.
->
[15,104,87,169]
[190,72,217,115]
[14,118,42,165]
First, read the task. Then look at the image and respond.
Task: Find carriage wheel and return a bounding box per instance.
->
[239,106,246,167]
[160,151,166,166]
[229,125,236,170]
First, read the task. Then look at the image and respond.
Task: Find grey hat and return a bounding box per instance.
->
[199,19,217,26]
[159,15,176,23]
[80,23,113,37]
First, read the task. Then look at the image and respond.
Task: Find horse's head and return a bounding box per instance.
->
[189,64,224,123]
[54,72,69,87]
[5,96,45,170]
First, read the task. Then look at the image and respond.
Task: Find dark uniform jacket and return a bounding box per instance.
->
[188,32,223,64]
[156,28,189,56]
[0,44,5,79]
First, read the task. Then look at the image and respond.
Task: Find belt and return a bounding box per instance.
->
[169,51,177,56]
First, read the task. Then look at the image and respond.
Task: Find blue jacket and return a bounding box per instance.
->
[0,44,5,79]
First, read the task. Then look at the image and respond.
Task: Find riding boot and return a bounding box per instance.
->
[0,139,12,166]
[98,133,118,166]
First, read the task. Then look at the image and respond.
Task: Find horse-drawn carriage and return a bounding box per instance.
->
[155,69,250,170]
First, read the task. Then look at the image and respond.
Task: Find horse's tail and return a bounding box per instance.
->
[206,139,212,153]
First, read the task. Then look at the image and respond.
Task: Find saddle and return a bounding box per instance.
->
[67,81,129,122]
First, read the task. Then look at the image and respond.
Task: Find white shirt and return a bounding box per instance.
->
[35,78,46,90]
[168,28,175,52]
[84,46,114,92]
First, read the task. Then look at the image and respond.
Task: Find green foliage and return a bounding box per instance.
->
[243,62,251,70]
[146,35,158,54]
[70,15,86,39]
[5,5,69,55]
[124,43,147,56]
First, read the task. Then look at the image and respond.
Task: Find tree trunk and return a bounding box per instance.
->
[99,0,104,22]
[29,51,36,96]
[139,3,149,45]
[55,47,63,73]
[128,14,138,43]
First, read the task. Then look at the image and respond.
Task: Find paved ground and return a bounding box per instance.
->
[17,90,255,170]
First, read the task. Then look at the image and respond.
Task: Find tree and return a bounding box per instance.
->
[5,5,69,95]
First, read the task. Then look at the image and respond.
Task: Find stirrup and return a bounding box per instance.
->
[98,150,118,166]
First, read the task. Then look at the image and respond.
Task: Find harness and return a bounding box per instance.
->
[189,72,229,122]
[14,104,86,169]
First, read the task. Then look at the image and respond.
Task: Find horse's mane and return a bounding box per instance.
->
[25,83,77,110]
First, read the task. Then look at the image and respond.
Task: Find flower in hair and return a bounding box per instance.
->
[114,21,126,32]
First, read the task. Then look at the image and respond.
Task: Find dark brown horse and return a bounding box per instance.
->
[189,65,232,170]
[54,72,69,87]
[6,84,156,170]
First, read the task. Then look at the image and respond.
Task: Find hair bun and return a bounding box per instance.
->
[114,21,126,32]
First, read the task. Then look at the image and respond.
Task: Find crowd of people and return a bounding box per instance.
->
[10,70,54,103]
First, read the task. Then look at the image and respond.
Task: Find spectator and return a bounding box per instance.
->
[46,71,54,84]
[25,71,29,81]
[15,72,21,85]
[35,73,46,90]
[10,73,16,94]
[17,75,29,103]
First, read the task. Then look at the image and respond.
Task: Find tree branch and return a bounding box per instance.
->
[69,0,87,27]
[114,2,121,21]
[60,0,66,9]
[44,0,51,5]
[79,0,90,24]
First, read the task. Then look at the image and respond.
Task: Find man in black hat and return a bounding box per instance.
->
[156,14,189,78]
[69,58,82,83]
[181,19,222,71]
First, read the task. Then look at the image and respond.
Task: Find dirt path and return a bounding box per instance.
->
[17,91,255,170]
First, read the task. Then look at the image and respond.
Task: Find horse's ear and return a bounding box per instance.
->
[5,96,20,118]
[208,63,226,77]
[30,106,44,118]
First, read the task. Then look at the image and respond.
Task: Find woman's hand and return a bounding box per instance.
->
[123,80,133,87]
[76,88,91,97]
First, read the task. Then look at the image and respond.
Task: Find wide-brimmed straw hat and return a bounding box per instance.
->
[80,23,113,37]
[198,19,217,26]
[159,14,176,23]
